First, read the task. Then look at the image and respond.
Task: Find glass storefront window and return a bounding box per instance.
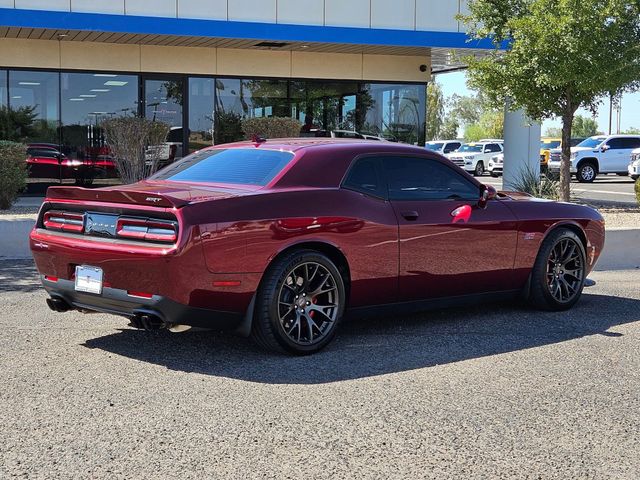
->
[144,78,184,162]
[360,83,426,145]
[188,77,215,152]
[8,70,59,144]
[291,81,359,135]
[214,78,288,144]
[61,72,138,160]
[0,70,6,107]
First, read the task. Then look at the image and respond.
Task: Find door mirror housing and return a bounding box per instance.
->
[479,184,497,208]
[600,144,610,152]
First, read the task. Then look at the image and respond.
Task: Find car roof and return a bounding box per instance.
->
[205,137,427,154]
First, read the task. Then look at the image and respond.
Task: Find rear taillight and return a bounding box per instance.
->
[43,210,85,233]
[116,217,177,243]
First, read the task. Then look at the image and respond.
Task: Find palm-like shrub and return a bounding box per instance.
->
[635,177,640,207]
[510,166,566,201]
[0,141,27,210]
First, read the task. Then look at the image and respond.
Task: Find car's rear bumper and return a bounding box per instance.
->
[41,276,243,330]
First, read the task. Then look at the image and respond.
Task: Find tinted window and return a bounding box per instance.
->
[151,148,294,186]
[619,137,640,149]
[382,156,479,201]
[541,140,561,149]
[342,157,385,198]
[606,138,626,149]
[443,142,461,153]
[486,143,501,153]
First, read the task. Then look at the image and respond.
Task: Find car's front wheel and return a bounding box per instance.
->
[252,249,346,355]
[577,162,597,183]
[474,161,485,176]
[528,228,587,311]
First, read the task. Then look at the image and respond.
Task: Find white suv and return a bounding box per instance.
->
[547,134,640,183]
[629,148,640,181]
[425,140,462,155]
[447,141,503,176]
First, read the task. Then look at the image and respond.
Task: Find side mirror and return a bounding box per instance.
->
[479,184,497,208]
[601,144,610,152]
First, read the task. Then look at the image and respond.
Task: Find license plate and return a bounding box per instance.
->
[75,265,103,294]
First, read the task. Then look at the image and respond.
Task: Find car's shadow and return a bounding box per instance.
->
[83,292,639,384]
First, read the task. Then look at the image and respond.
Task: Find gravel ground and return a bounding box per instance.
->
[597,207,640,229]
[1,260,639,479]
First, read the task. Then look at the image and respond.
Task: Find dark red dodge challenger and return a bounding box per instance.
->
[30,139,605,354]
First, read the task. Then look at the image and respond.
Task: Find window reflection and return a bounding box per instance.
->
[291,81,359,135]
[188,77,214,153]
[61,72,138,184]
[360,83,425,145]
[8,70,59,144]
[0,70,6,107]
[214,78,288,144]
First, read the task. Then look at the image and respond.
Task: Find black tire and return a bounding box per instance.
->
[491,172,499,178]
[251,249,346,355]
[528,228,586,311]
[474,161,485,177]
[577,162,597,183]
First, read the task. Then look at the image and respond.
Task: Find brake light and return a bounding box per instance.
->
[127,291,153,299]
[116,217,177,243]
[43,210,85,233]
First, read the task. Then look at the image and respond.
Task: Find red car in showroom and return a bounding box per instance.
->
[30,139,605,354]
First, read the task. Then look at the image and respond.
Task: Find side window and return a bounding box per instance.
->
[606,138,625,150]
[382,156,480,201]
[342,157,386,198]
[444,142,460,153]
[486,143,501,153]
[620,138,640,149]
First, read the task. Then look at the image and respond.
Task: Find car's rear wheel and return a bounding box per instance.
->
[474,161,485,176]
[252,249,346,355]
[529,228,586,311]
[577,162,597,183]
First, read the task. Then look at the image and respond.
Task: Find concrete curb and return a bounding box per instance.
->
[1,217,638,271]
[595,228,640,271]
[0,216,36,260]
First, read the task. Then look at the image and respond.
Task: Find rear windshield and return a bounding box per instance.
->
[541,140,560,149]
[150,148,295,186]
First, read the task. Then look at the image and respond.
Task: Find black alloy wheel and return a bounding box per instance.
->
[529,228,587,311]
[252,250,345,355]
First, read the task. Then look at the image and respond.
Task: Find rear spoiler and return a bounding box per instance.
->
[45,186,190,209]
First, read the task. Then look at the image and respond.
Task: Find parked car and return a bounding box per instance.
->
[629,148,640,180]
[31,139,604,355]
[425,140,462,155]
[547,134,640,182]
[447,141,503,176]
[540,138,585,173]
[488,153,504,177]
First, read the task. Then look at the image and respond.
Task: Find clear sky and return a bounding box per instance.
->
[436,71,640,136]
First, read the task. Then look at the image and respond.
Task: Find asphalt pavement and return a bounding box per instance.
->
[1,260,639,479]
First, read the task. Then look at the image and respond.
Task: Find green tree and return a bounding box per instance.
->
[426,81,445,140]
[572,115,601,137]
[623,127,640,134]
[464,110,504,141]
[440,116,460,139]
[544,126,562,138]
[461,0,640,201]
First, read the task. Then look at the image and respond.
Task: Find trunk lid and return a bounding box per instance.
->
[45,181,254,208]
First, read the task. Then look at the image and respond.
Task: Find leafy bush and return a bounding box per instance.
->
[510,165,566,201]
[0,141,27,210]
[242,117,302,140]
[101,117,170,184]
[636,177,640,207]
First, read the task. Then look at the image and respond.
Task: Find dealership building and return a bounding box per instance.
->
[0,1,508,175]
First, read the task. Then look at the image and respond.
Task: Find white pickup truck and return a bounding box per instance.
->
[629,148,640,181]
[446,141,503,176]
[547,134,640,183]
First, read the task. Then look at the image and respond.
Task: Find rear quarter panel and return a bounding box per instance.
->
[189,188,400,308]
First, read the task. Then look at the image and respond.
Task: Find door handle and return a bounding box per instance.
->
[401,211,419,221]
